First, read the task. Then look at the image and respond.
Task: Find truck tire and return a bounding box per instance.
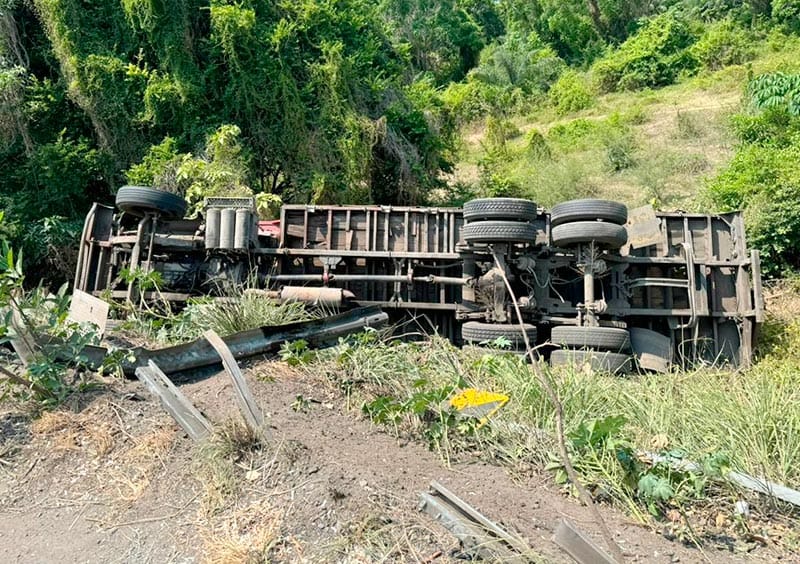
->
[463,198,537,222]
[462,220,538,244]
[462,322,537,349]
[551,326,631,352]
[115,186,188,219]
[549,349,632,374]
[551,221,627,248]
[550,199,628,227]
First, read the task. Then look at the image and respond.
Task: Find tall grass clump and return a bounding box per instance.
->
[125,288,313,345]
[181,292,311,338]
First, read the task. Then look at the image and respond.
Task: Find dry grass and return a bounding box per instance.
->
[32,405,116,456]
[200,498,284,564]
[105,426,176,502]
[29,399,178,504]
[196,420,265,517]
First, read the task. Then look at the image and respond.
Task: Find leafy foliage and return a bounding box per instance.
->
[379,0,488,84]
[548,70,594,115]
[705,72,800,276]
[0,225,104,406]
[592,12,699,92]
[690,18,755,70]
[746,72,800,115]
[470,31,564,99]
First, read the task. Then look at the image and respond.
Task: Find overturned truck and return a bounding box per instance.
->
[75,187,765,373]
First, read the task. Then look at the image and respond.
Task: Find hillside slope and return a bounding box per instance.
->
[451,36,800,212]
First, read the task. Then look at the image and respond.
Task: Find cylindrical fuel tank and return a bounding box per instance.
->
[279,286,353,308]
[205,208,220,249]
[219,208,236,249]
[234,209,250,250]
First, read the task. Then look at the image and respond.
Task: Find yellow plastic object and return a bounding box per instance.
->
[449,388,509,427]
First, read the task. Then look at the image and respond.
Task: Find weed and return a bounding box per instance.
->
[604,133,637,171]
[280,339,314,367]
[0,238,103,405]
[197,420,263,516]
[291,394,311,413]
[525,128,551,160]
[311,319,800,540]
[122,286,312,346]
[673,110,705,138]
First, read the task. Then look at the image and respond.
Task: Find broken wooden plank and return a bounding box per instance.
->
[1,297,37,366]
[204,329,267,438]
[553,519,618,564]
[430,481,530,555]
[68,289,109,336]
[419,481,534,563]
[135,360,213,442]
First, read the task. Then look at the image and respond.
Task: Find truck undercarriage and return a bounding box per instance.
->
[75,188,765,373]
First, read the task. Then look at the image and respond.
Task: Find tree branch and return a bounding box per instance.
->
[491,249,625,563]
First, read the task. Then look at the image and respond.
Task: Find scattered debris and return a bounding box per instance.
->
[418,480,534,562]
[135,360,213,442]
[553,519,618,564]
[448,388,509,427]
[121,306,389,376]
[204,329,269,439]
[67,289,109,336]
[644,452,800,508]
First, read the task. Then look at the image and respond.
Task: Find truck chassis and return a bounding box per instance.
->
[75,190,765,371]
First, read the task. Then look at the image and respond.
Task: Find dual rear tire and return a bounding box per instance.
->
[549,199,628,249]
[462,198,538,244]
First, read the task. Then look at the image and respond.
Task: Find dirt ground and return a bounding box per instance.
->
[0,359,783,563]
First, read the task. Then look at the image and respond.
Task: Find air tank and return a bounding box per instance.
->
[219,208,236,249]
[234,209,250,250]
[205,208,220,249]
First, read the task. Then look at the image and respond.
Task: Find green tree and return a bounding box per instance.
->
[380,0,485,83]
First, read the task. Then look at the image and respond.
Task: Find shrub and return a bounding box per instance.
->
[773,0,800,34]
[441,81,493,124]
[690,19,755,70]
[525,128,551,160]
[745,181,800,277]
[604,134,637,171]
[483,116,520,155]
[705,142,800,276]
[547,118,602,151]
[548,70,594,115]
[592,12,699,92]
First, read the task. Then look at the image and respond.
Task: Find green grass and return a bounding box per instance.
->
[309,290,800,545]
[119,289,312,345]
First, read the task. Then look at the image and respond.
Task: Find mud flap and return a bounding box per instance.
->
[630,327,672,373]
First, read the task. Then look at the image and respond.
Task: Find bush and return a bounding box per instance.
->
[547,118,602,151]
[483,116,520,155]
[773,0,800,34]
[592,12,699,92]
[604,133,637,171]
[705,142,800,276]
[525,128,551,160]
[548,71,594,115]
[441,81,493,124]
[745,181,800,277]
[690,19,755,70]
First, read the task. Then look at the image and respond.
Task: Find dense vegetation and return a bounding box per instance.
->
[2,0,800,277]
